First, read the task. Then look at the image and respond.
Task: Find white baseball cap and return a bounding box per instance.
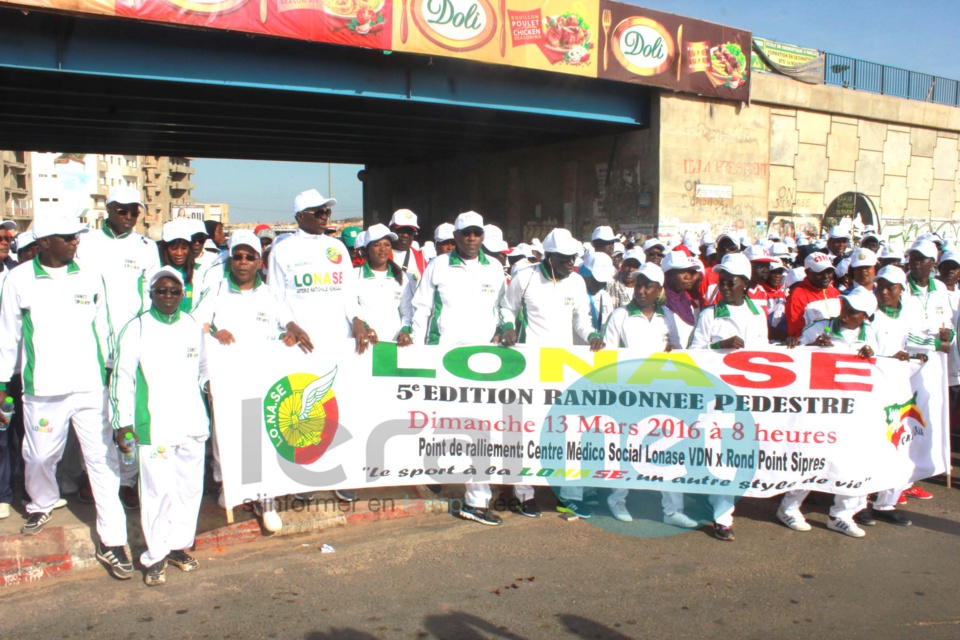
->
[148,265,184,288]
[106,185,145,208]
[661,251,700,272]
[33,214,88,239]
[229,229,261,256]
[768,257,787,271]
[634,262,665,286]
[482,225,509,253]
[785,267,806,288]
[642,238,665,252]
[841,286,878,316]
[293,189,336,214]
[591,226,617,242]
[873,265,907,286]
[580,251,616,283]
[939,250,960,266]
[0,220,16,233]
[542,228,582,256]
[364,223,398,247]
[784,237,797,249]
[621,248,646,265]
[15,229,36,250]
[850,248,878,268]
[879,243,904,261]
[835,257,852,278]
[770,242,791,257]
[713,253,752,280]
[434,223,454,244]
[454,211,484,232]
[389,209,419,230]
[612,242,625,256]
[743,245,775,263]
[828,226,851,240]
[161,220,193,244]
[804,252,835,273]
[909,240,938,260]
[506,243,535,259]
[700,232,716,245]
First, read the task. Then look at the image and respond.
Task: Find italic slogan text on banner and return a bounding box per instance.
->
[209,341,947,509]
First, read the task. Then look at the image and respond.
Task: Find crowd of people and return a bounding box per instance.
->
[0,185,954,586]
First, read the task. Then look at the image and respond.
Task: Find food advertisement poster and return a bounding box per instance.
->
[1,0,751,100]
[596,1,750,100]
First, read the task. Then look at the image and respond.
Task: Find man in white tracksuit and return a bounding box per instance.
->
[112,266,210,586]
[409,211,508,526]
[78,185,161,506]
[0,214,132,580]
[267,189,367,502]
[500,228,605,519]
[193,230,313,532]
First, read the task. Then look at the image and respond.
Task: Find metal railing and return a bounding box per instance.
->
[824,52,960,107]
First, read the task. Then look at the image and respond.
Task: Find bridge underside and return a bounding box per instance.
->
[0,7,649,165]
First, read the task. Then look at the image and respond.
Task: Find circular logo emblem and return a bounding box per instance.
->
[326,247,343,265]
[39,418,48,427]
[411,0,498,52]
[612,17,675,77]
[263,369,339,465]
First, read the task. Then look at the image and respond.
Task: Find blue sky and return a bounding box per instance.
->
[193,0,959,224]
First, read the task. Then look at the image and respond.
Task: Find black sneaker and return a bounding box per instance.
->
[455,505,502,526]
[873,509,912,526]
[144,559,166,587]
[96,542,134,580]
[556,500,592,519]
[334,489,358,503]
[168,549,200,572]
[21,511,51,536]
[713,523,735,541]
[511,499,541,518]
[853,509,877,526]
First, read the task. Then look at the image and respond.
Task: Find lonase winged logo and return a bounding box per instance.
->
[883,393,926,450]
[263,367,339,464]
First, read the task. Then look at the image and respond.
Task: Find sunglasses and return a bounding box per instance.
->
[457,228,483,238]
[304,208,332,218]
[152,287,184,297]
[232,252,259,263]
[393,226,417,236]
[54,233,80,243]
[553,254,577,263]
[112,206,141,218]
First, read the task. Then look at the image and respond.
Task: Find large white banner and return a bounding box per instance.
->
[209,341,949,509]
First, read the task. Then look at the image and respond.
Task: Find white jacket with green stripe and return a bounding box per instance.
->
[0,258,112,396]
[409,249,506,346]
[109,308,210,446]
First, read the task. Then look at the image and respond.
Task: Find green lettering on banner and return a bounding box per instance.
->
[443,345,525,382]
[371,342,436,378]
[625,353,712,387]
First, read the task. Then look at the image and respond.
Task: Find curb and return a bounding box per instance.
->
[1,490,453,587]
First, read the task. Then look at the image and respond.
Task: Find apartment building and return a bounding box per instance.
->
[142,155,196,230]
[0,150,31,230]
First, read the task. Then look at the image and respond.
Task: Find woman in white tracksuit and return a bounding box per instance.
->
[353,224,415,348]
[112,266,210,586]
[602,263,698,529]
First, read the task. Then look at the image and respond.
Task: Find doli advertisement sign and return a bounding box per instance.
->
[1,0,751,100]
[209,341,948,509]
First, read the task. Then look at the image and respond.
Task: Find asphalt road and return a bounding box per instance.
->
[2,483,959,640]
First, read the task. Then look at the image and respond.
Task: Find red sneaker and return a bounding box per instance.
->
[901,486,933,500]
[897,493,908,504]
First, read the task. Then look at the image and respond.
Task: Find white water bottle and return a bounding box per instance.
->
[121,432,137,466]
[0,396,13,431]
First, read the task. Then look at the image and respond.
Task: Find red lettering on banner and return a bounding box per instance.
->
[720,351,796,389]
[808,353,874,392]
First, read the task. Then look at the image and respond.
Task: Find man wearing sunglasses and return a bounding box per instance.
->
[0,213,133,579]
[78,186,161,509]
[409,211,508,526]
[389,209,426,281]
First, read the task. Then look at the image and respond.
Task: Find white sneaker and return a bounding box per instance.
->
[0,503,9,519]
[777,508,812,532]
[261,506,283,533]
[607,499,633,522]
[20,498,67,509]
[827,516,865,538]
[663,511,698,528]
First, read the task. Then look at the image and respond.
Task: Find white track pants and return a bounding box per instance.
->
[22,389,127,547]
[780,490,867,520]
[873,487,905,511]
[465,484,534,509]
[139,437,206,567]
[609,489,686,516]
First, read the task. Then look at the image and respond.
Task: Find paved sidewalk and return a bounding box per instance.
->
[0,485,454,587]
